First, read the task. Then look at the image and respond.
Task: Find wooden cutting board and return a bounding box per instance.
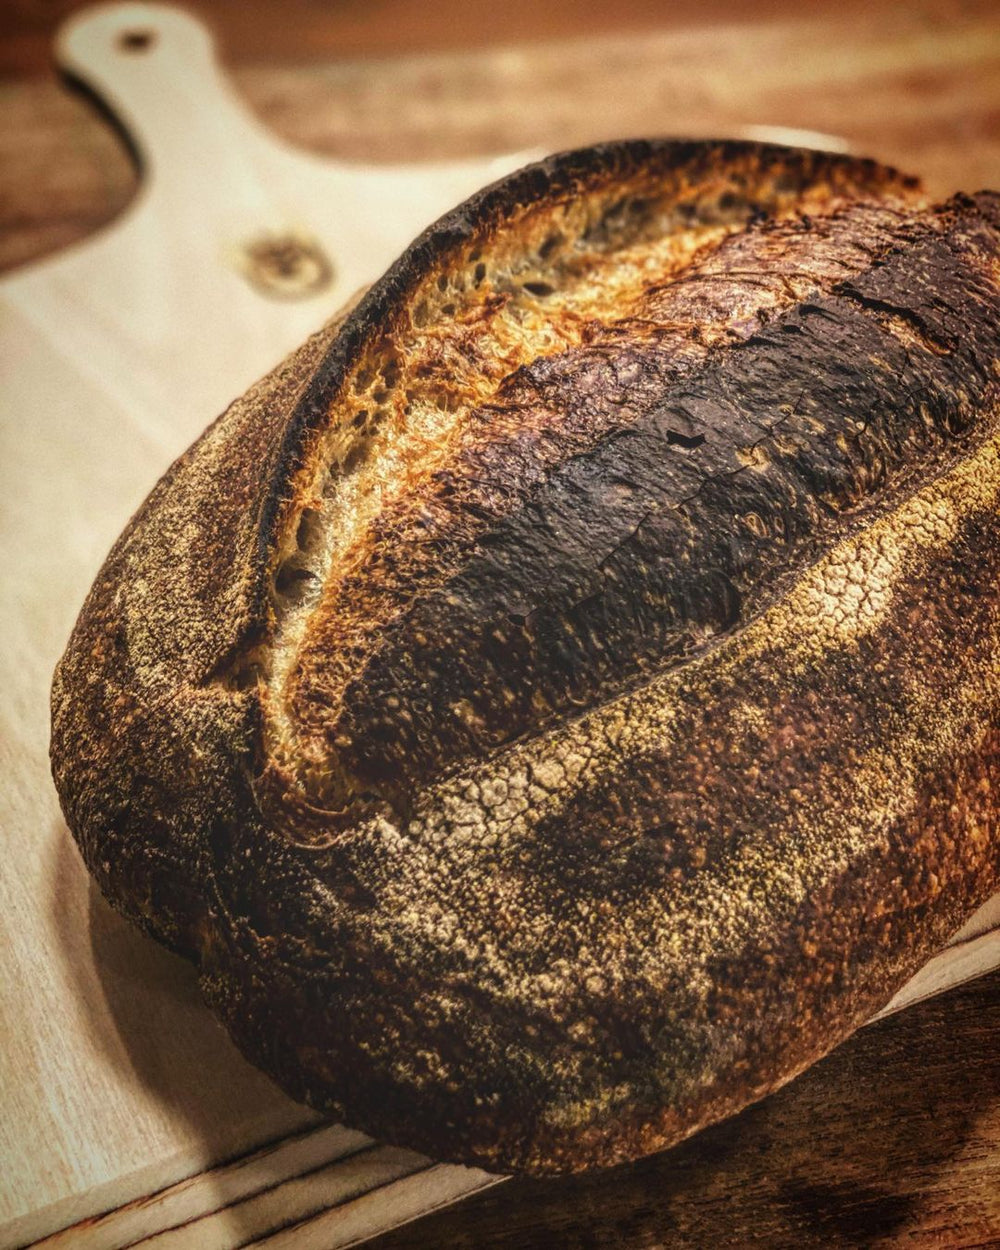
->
[1,4,998,1247]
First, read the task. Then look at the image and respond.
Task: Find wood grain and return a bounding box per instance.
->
[0,0,911,77]
[1,0,998,273]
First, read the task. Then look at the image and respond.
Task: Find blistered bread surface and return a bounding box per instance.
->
[51,141,1000,1173]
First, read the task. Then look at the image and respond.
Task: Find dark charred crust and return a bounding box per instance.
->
[50,140,1000,1177]
[313,197,1000,801]
[255,140,919,588]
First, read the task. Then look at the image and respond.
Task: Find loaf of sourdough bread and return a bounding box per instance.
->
[51,140,1000,1174]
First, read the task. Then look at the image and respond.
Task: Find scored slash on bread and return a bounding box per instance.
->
[51,140,1000,1174]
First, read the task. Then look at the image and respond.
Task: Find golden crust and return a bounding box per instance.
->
[50,140,1000,1174]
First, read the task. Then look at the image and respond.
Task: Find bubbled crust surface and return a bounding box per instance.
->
[51,141,1000,1174]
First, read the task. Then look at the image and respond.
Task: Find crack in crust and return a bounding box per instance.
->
[49,141,1000,1175]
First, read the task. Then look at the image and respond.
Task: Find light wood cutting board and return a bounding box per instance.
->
[1,4,998,1247]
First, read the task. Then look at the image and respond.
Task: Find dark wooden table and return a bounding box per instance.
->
[3,2,999,1245]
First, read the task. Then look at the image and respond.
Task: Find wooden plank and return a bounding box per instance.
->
[252,1166,502,1250]
[30,1125,376,1250]
[0,0,907,78]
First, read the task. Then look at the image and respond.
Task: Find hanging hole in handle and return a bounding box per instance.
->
[236,231,335,300]
[118,28,157,53]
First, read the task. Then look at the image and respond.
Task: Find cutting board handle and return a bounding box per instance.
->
[50,2,549,305]
[55,3,276,196]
